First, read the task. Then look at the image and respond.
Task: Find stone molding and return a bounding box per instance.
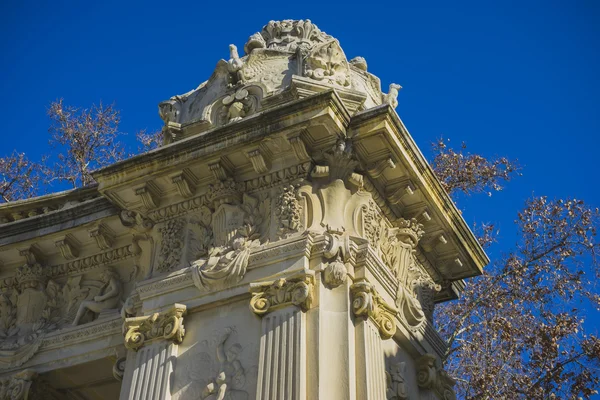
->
[249,272,315,315]
[123,304,187,351]
[350,278,398,339]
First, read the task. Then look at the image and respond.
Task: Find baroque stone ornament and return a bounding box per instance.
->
[275,184,303,238]
[215,87,261,126]
[392,218,442,330]
[322,231,351,288]
[304,40,351,87]
[123,303,186,351]
[244,19,332,54]
[350,279,398,339]
[191,189,269,292]
[416,354,457,400]
[157,217,186,273]
[386,362,409,400]
[249,273,315,315]
[180,327,253,400]
[72,267,122,326]
[0,264,111,370]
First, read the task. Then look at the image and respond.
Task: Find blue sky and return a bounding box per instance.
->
[2,0,599,376]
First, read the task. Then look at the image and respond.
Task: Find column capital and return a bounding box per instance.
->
[350,278,398,339]
[123,303,186,351]
[249,272,315,316]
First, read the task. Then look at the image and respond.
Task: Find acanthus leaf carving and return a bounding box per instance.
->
[249,272,314,315]
[123,303,186,351]
[350,279,397,339]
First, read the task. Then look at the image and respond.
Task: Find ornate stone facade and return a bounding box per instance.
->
[0,19,488,399]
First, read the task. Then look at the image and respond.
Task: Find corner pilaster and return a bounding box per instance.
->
[249,272,314,400]
[119,304,186,400]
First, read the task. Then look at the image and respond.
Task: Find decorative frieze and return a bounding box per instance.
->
[350,279,397,339]
[249,273,315,315]
[123,303,187,351]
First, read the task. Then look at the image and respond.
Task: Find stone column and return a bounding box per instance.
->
[249,272,314,400]
[350,278,398,400]
[119,303,186,400]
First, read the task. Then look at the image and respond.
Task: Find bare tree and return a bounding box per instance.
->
[0,151,43,203]
[47,99,126,187]
[432,141,600,399]
[136,129,163,152]
[432,138,520,196]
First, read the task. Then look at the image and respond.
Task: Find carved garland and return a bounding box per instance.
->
[123,304,186,351]
[249,273,314,315]
[350,279,398,339]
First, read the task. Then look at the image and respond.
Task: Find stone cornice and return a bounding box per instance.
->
[0,197,117,247]
[350,105,489,280]
[93,91,350,189]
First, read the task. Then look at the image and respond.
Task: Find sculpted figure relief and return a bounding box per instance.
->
[0,264,120,369]
[201,328,248,400]
[72,267,122,326]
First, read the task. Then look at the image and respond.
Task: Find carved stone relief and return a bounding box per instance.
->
[244,19,332,54]
[0,265,123,370]
[178,326,257,400]
[274,184,303,239]
[416,354,456,400]
[360,199,442,331]
[190,182,270,292]
[213,87,262,127]
[0,369,61,400]
[386,361,409,400]
[322,231,351,289]
[304,40,350,88]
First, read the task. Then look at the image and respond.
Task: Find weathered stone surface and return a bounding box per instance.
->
[0,19,487,399]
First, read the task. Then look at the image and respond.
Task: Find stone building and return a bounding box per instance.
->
[0,20,487,400]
